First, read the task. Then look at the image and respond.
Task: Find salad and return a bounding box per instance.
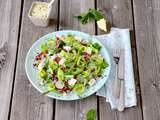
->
[33,34,108,95]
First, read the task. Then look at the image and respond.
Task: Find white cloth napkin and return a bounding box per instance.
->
[96,28,137,109]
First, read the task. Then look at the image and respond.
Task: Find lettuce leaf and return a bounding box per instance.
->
[73,84,85,94]
[91,43,101,51]
[57,68,64,81]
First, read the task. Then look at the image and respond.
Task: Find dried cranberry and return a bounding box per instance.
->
[54,56,61,63]
[61,87,70,92]
[52,75,58,81]
[56,37,60,48]
[33,64,38,68]
[35,52,45,61]
[60,65,66,71]
[64,81,68,86]
[64,49,68,52]
[83,52,90,60]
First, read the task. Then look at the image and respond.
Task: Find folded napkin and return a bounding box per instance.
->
[96,28,137,110]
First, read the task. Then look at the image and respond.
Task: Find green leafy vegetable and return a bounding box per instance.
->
[74,9,103,24]
[73,84,85,94]
[40,43,47,52]
[34,34,108,95]
[92,43,101,51]
[39,69,47,79]
[57,68,64,81]
[86,109,96,120]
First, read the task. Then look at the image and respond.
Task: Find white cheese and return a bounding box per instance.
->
[63,92,67,96]
[68,78,77,86]
[51,54,57,60]
[97,18,107,32]
[38,60,45,70]
[75,36,82,41]
[86,47,92,54]
[55,81,64,89]
[88,79,96,86]
[56,53,61,57]
[51,53,61,60]
[63,46,71,52]
[58,58,65,65]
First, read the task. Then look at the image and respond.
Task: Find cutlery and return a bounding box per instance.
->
[117,50,125,111]
[112,49,121,99]
[48,0,55,8]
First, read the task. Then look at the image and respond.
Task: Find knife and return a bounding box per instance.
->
[117,50,125,111]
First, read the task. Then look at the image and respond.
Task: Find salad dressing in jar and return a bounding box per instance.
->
[28,2,52,27]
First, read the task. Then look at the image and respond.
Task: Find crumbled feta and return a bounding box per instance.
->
[88,79,96,86]
[56,53,61,57]
[63,92,67,96]
[86,47,92,54]
[38,60,45,70]
[51,53,62,60]
[68,78,77,86]
[75,36,82,41]
[58,58,65,65]
[51,54,57,60]
[81,40,89,44]
[63,46,71,52]
[56,35,61,39]
[55,81,64,89]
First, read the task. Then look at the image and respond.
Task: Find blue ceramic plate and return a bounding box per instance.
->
[25,30,112,100]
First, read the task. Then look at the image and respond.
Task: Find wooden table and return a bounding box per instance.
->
[0,0,159,120]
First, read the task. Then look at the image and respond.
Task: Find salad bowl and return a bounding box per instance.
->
[25,30,112,100]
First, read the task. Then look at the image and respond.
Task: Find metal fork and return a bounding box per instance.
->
[112,49,121,99]
[117,50,125,111]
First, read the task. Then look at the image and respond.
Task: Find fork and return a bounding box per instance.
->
[117,50,125,111]
[112,49,121,99]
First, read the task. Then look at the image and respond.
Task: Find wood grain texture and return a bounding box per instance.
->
[96,0,136,47]
[97,0,143,119]
[9,0,59,120]
[99,96,142,120]
[55,0,97,120]
[99,48,142,120]
[133,0,160,119]
[0,0,22,120]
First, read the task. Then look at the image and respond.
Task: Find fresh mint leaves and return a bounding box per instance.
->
[74,9,103,24]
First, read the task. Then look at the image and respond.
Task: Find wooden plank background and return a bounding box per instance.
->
[0,0,159,119]
[0,0,22,120]
[9,0,58,120]
[133,0,160,120]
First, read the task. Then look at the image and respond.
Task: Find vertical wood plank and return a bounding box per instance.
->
[133,0,160,119]
[9,0,59,120]
[97,0,143,120]
[55,0,97,120]
[0,0,22,120]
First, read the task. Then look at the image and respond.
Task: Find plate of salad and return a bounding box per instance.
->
[25,30,112,100]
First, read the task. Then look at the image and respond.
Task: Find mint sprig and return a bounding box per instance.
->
[74,9,103,24]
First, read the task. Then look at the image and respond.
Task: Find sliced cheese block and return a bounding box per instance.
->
[97,18,107,32]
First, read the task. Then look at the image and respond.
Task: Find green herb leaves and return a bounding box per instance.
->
[86,109,96,120]
[74,9,103,24]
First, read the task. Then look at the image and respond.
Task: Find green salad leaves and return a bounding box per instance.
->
[74,9,103,24]
[34,34,108,95]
